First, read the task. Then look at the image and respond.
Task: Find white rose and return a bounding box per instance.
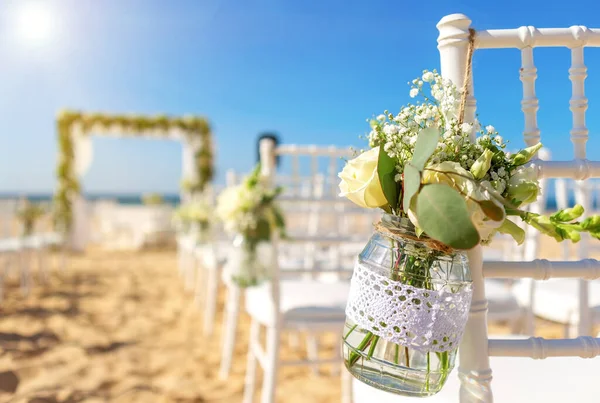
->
[486,125,495,133]
[338,147,387,208]
[422,71,434,82]
[409,88,419,98]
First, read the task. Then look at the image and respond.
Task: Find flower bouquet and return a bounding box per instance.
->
[173,201,213,243]
[216,165,285,287]
[339,70,600,396]
[16,200,46,237]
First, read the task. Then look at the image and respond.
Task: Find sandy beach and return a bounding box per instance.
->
[0,240,593,403]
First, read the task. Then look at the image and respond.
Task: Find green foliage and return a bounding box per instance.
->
[479,200,505,222]
[402,163,420,213]
[497,219,525,244]
[515,204,600,243]
[510,143,543,166]
[415,184,480,250]
[54,111,213,232]
[16,201,46,236]
[377,145,399,211]
[411,128,440,171]
[142,193,164,206]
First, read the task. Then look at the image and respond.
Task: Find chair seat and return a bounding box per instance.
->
[485,280,523,322]
[245,279,349,327]
[513,279,600,324]
[0,238,21,253]
[352,346,600,402]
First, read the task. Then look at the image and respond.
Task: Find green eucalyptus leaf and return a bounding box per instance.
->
[479,200,505,222]
[411,127,440,170]
[415,184,480,250]
[402,163,421,213]
[377,146,399,210]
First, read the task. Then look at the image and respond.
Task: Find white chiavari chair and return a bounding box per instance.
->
[218,143,376,381]
[242,137,355,403]
[351,13,600,403]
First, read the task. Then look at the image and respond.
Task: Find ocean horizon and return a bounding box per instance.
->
[1,184,598,211]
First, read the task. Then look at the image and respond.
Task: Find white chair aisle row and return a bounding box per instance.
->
[0,202,66,300]
[352,13,600,403]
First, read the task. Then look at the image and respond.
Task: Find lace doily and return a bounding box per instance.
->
[346,262,472,353]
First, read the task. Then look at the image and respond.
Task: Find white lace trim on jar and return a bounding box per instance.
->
[345,262,472,353]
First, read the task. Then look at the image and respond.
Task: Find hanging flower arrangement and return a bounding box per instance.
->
[216,165,285,287]
[54,111,214,233]
[16,200,46,237]
[173,201,213,242]
[338,69,600,396]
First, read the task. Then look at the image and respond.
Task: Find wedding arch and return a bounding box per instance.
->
[54,110,214,250]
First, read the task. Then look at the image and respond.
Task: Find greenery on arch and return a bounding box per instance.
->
[54,110,214,232]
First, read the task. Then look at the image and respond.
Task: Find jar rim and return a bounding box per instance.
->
[377,213,467,258]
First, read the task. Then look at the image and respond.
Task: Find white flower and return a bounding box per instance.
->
[409,88,419,98]
[338,147,387,208]
[383,124,399,135]
[494,135,503,144]
[485,125,495,134]
[376,114,386,121]
[461,123,472,134]
[422,71,434,82]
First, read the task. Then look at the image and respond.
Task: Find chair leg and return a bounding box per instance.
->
[204,266,218,337]
[305,333,320,376]
[341,363,353,403]
[185,252,196,291]
[0,256,6,302]
[331,337,341,376]
[194,259,205,308]
[260,325,281,403]
[243,319,261,403]
[38,247,48,284]
[20,250,32,297]
[288,332,300,349]
[219,285,241,379]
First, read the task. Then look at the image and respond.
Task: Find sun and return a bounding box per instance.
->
[15,2,57,47]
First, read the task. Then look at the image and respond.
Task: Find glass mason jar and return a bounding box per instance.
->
[223,234,273,288]
[342,214,472,396]
[190,221,210,244]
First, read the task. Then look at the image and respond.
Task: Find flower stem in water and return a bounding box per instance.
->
[347,331,374,366]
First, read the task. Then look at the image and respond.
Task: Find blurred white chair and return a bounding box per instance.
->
[241,138,365,403]
[218,144,374,380]
[243,237,350,403]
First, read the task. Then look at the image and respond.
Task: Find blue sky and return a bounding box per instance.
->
[2,0,600,194]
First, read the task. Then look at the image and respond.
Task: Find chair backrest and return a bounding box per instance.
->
[437,13,600,402]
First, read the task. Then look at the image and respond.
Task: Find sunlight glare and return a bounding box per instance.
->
[15,2,56,47]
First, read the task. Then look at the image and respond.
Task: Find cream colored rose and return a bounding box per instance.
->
[338,147,387,208]
[414,161,505,242]
[216,185,243,222]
